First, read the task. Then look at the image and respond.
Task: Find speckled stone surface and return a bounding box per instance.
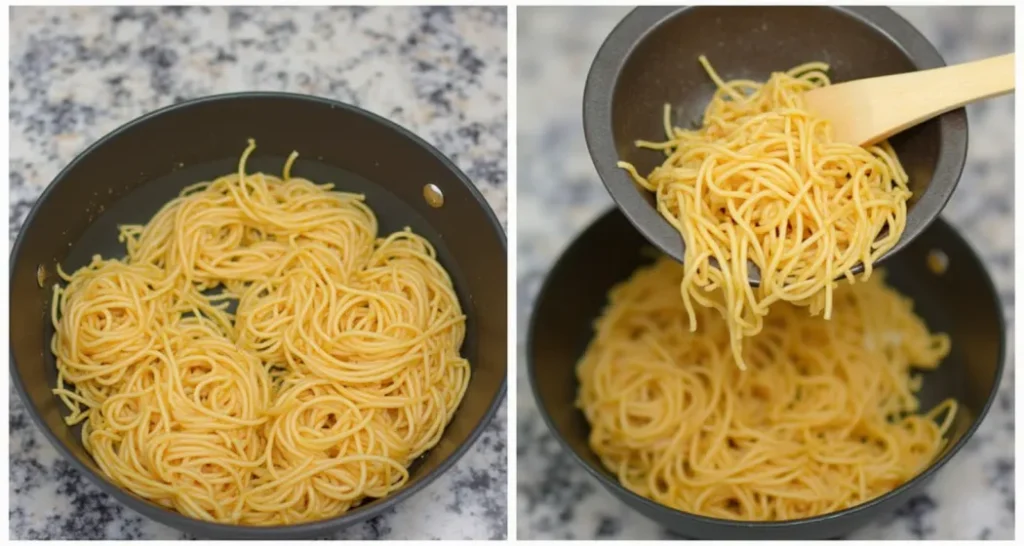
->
[9,6,507,540]
[517,6,1013,540]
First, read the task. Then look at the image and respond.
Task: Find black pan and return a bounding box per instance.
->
[10,92,507,539]
[528,207,1004,540]
[583,6,969,284]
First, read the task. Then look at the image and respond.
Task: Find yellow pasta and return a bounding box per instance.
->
[577,257,955,521]
[51,140,470,525]
[619,56,910,369]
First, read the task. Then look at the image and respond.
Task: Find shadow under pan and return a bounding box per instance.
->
[10,93,507,539]
[528,208,1003,540]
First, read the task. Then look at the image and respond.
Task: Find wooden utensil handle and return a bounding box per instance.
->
[876,53,1013,142]
[887,53,1015,112]
[818,53,1015,145]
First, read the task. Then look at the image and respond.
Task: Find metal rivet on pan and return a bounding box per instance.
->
[36,264,46,288]
[423,183,444,208]
[927,249,949,276]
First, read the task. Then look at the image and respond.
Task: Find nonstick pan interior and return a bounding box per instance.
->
[528,208,1003,540]
[10,92,507,539]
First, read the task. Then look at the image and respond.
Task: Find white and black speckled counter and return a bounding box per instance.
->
[517,6,1014,540]
[9,6,507,540]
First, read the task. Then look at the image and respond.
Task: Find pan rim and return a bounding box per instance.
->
[525,206,1006,534]
[9,91,507,538]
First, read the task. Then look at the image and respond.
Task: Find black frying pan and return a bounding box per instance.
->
[9,92,507,539]
[528,207,1004,540]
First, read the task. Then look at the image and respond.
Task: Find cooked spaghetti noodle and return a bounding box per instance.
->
[619,56,910,369]
[577,257,955,521]
[51,140,470,525]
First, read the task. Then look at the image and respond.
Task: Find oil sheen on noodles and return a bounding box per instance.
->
[51,140,470,525]
[577,257,956,521]
[618,56,910,369]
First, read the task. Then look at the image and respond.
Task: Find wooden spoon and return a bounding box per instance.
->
[803,53,1015,146]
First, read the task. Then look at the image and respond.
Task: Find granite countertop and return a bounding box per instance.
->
[9,6,507,540]
[517,6,1014,540]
